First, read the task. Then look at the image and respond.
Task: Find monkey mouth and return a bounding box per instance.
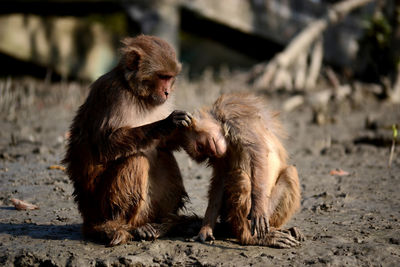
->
[151,94,167,105]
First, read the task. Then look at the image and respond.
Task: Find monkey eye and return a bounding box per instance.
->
[196,143,204,153]
[158,74,173,80]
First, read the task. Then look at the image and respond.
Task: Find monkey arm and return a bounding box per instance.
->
[195,172,224,243]
[98,110,192,161]
[249,147,281,239]
[203,173,224,230]
[157,129,186,151]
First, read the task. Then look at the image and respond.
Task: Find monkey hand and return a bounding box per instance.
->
[161,110,193,134]
[133,223,159,241]
[248,210,270,240]
[192,226,215,244]
[170,110,193,128]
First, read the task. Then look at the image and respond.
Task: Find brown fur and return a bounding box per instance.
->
[182,93,302,248]
[63,35,192,246]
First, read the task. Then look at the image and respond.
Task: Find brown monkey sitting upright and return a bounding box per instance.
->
[182,93,303,248]
[63,35,192,246]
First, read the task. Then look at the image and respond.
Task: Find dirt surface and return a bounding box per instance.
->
[0,77,399,266]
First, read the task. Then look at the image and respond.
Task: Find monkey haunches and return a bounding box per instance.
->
[182,92,304,248]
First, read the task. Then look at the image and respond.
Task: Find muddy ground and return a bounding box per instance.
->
[0,76,399,266]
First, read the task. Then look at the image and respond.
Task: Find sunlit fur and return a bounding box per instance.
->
[182,92,301,247]
[63,35,187,246]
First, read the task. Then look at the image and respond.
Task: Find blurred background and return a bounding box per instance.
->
[0,0,399,129]
[0,0,398,83]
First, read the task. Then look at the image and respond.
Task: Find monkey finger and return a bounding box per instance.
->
[260,220,266,239]
[258,217,265,238]
[184,116,193,126]
[149,226,159,240]
[172,115,191,127]
[283,227,305,242]
[109,230,130,246]
[251,218,256,236]
[171,110,191,120]
[144,224,157,240]
[185,113,194,125]
[181,121,189,128]
[109,235,124,247]
[262,217,270,239]
[181,114,193,125]
[134,224,154,240]
[257,218,265,240]
[277,236,300,248]
[271,231,300,248]
[185,112,193,120]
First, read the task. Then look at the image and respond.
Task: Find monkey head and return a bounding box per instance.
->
[183,110,227,163]
[120,35,182,106]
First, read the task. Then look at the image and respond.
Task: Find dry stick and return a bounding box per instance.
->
[326,67,341,90]
[294,52,307,90]
[390,67,400,103]
[252,0,374,89]
[305,38,323,90]
[388,124,398,168]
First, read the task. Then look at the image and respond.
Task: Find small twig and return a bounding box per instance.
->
[305,38,323,90]
[388,124,398,168]
[326,67,340,90]
[389,66,400,103]
[48,165,66,171]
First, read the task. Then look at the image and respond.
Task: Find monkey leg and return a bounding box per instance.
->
[150,150,188,215]
[267,165,304,241]
[137,149,189,239]
[83,155,154,246]
[223,169,254,245]
[224,168,300,248]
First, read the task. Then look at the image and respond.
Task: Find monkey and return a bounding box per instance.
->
[63,35,193,246]
[181,92,303,248]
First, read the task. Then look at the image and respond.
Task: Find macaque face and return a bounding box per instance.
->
[147,72,177,105]
[184,118,227,162]
[121,35,181,106]
[132,67,180,106]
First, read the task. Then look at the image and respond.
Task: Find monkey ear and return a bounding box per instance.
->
[124,50,141,71]
[120,38,142,71]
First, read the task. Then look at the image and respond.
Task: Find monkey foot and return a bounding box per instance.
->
[281,227,306,242]
[133,223,159,241]
[108,229,132,247]
[260,230,300,248]
[192,226,215,244]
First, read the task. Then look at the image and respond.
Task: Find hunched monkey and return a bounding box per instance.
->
[182,92,303,248]
[63,35,192,246]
